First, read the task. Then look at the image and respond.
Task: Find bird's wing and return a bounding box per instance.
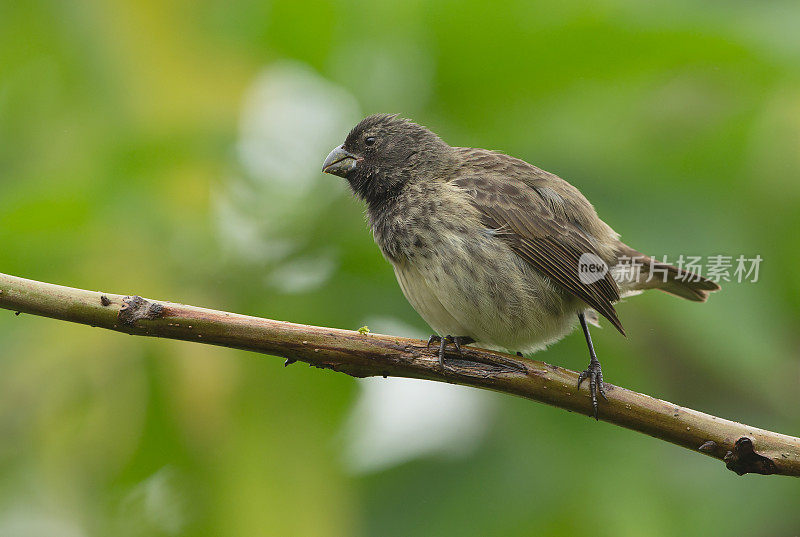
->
[452,170,625,335]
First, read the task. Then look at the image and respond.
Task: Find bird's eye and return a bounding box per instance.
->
[364,136,376,146]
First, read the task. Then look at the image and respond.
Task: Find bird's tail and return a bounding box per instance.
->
[615,245,720,302]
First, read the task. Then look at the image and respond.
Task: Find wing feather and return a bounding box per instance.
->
[453,172,625,335]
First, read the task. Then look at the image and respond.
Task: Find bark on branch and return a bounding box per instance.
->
[1,272,798,477]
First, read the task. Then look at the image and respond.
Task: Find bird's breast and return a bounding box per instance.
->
[368,183,475,263]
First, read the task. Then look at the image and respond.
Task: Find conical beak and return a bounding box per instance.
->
[321,145,357,177]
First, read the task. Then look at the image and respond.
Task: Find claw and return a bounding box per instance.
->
[427,335,441,350]
[451,337,465,356]
[577,360,606,419]
[426,335,474,367]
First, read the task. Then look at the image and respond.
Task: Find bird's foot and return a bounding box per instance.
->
[426,335,441,350]
[427,335,474,367]
[577,359,607,420]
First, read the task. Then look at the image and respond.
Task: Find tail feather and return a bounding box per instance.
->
[616,245,721,302]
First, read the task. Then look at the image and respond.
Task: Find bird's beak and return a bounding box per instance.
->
[322,145,357,177]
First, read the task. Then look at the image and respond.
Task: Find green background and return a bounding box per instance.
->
[1,0,799,535]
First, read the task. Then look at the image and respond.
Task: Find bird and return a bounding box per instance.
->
[322,114,720,418]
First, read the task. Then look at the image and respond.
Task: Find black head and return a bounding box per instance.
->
[322,114,453,205]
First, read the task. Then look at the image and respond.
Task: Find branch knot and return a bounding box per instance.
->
[724,437,777,476]
[118,295,165,327]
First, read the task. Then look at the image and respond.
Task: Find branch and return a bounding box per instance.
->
[1,272,798,477]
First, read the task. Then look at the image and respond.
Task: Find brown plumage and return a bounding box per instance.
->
[322,114,720,417]
[450,152,624,335]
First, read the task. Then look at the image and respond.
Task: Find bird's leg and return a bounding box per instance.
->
[576,312,607,420]
[427,335,474,366]
[426,335,447,365]
[426,335,441,349]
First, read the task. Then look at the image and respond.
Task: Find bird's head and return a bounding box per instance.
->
[322,114,453,204]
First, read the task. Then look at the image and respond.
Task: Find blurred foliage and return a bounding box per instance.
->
[1,0,800,535]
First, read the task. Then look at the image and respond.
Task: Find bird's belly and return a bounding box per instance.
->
[394,263,470,338]
[393,236,579,353]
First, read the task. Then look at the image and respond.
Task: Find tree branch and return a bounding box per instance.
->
[1,272,798,477]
